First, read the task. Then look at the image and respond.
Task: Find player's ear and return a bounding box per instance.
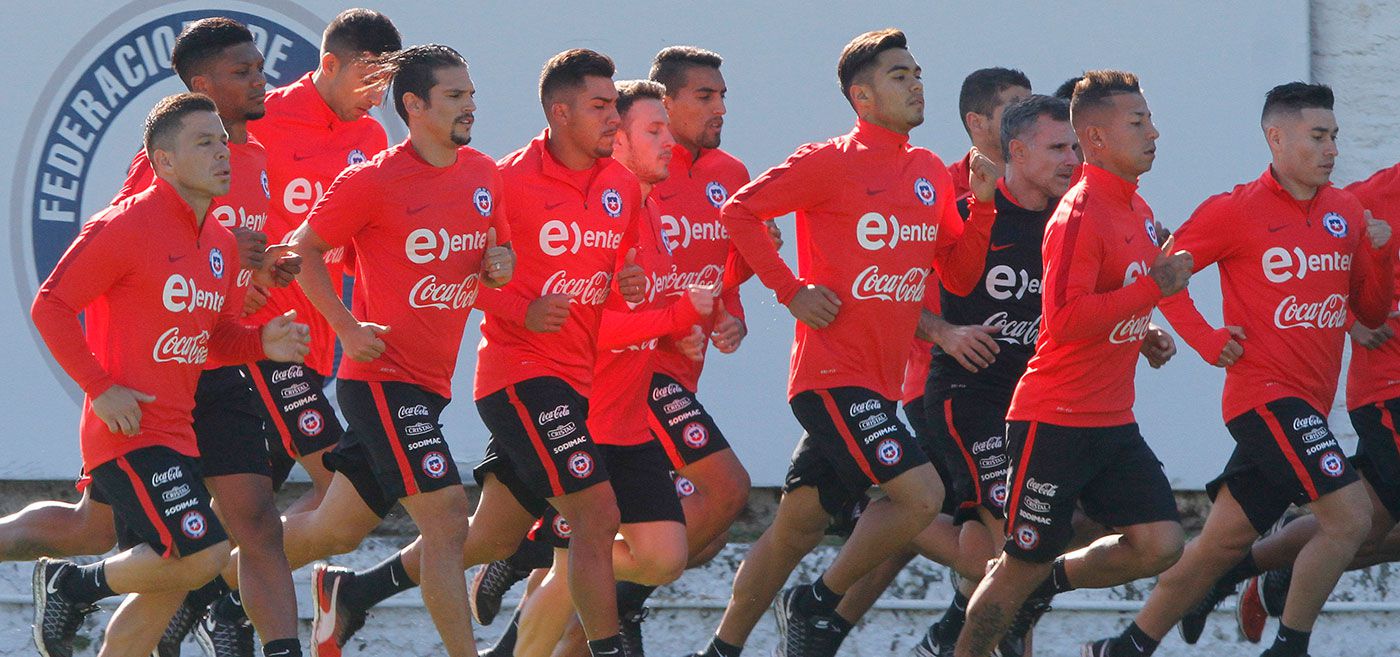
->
[549,99,570,125]
[319,51,338,77]
[188,75,213,97]
[1007,138,1025,164]
[1263,123,1282,151]
[966,111,985,137]
[149,147,174,177]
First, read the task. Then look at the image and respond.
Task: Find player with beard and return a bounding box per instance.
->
[283,45,514,657]
[310,49,647,657]
[688,29,1000,657]
[30,92,309,657]
[1087,83,1393,657]
[953,70,1193,657]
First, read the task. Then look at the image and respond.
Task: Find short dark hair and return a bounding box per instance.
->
[322,9,401,60]
[1069,69,1141,128]
[616,79,667,120]
[1261,82,1335,125]
[1053,76,1083,101]
[649,46,723,97]
[836,28,907,104]
[539,49,615,109]
[144,93,219,156]
[1000,95,1071,158]
[958,67,1032,130]
[371,45,468,123]
[170,17,255,88]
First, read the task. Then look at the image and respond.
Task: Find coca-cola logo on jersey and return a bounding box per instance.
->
[1108,314,1152,344]
[409,273,480,311]
[985,265,1041,301]
[855,212,939,251]
[851,265,928,303]
[1261,247,1352,284]
[211,204,267,232]
[652,263,723,297]
[660,214,728,251]
[151,327,209,365]
[984,311,1041,346]
[270,365,303,385]
[1274,293,1348,330]
[542,270,611,305]
[161,274,225,314]
[539,220,622,256]
[405,228,487,264]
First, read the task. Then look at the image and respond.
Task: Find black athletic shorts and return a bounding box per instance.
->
[474,377,610,518]
[1350,398,1400,520]
[926,389,1013,524]
[903,396,957,517]
[646,373,731,469]
[523,440,686,550]
[324,379,460,516]
[88,446,226,557]
[247,361,343,462]
[785,387,927,520]
[194,366,274,479]
[1003,421,1179,563]
[1209,397,1360,534]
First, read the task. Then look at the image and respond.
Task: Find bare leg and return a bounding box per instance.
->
[516,550,578,657]
[399,485,474,657]
[0,489,116,561]
[1279,480,1371,631]
[821,464,942,593]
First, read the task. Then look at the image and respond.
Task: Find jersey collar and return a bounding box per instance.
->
[531,128,611,193]
[288,72,345,130]
[851,119,911,150]
[1081,163,1139,204]
[150,177,205,234]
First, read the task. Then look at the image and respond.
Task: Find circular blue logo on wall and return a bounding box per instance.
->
[14,1,323,399]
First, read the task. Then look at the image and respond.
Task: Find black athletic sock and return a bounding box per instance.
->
[187,576,230,610]
[488,606,521,655]
[798,575,843,615]
[1031,556,1074,598]
[933,588,970,639]
[210,590,247,622]
[588,634,624,657]
[616,581,657,615]
[262,637,303,657]
[341,552,415,611]
[1221,552,1262,587]
[58,561,115,604]
[1114,622,1159,656]
[507,534,555,571]
[1269,623,1311,656]
[701,636,742,657]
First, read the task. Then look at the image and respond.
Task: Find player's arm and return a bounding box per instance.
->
[1044,206,1175,342]
[721,144,838,327]
[1348,210,1396,329]
[1156,201,1243,366]
[30,216,152,435]
[598,287,712,351]
[289,168,385,362]
[932,150,998,296]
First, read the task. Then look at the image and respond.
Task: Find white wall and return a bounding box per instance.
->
[0,0,1321,487]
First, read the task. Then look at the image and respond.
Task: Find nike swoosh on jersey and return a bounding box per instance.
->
[990,243,1016,251]
[544,200,568,210]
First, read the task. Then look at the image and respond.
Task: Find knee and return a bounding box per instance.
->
[1138,525,1185,573]
[631,547,687,586]
[321,522,369,556]
[174,541,232,589]
[422,511,470,549]
[235,504,286,555]
[570,504,621,544]
[719,467,752,517]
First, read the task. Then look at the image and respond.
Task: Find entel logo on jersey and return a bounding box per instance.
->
[660,214,728,251]
[539,220,623,257]
[705,181,728,207]
[852,265,928,303]
[1323,212,1348,238]
[855,212,939,250]
[985,265,1040,301]
[914,177,936,206]
[162,274,225,313]
[405,228,487,264]
[18,7,319,401]
[1261,247,1353,284]
[474,187,493,217]
[212,202,267,232]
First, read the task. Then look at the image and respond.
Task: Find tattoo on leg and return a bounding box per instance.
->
[962,601,1009,655]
